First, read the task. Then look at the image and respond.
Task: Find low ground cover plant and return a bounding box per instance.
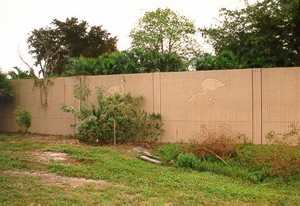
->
[61,85,163,144]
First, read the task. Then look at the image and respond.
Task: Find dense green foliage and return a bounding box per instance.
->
[130,8,201,59]
[193,51,247,70]
[201,0,300,68]
[61,85,163,144]
[63,49,186,76]
[7,67,36,79]
[14,107,32,133]
[175,153,197,169]
[0,71,13,102]
[28,17,117,77]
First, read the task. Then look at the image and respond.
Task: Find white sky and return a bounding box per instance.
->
[0,0,250,73]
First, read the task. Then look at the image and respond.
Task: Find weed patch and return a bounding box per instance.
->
[153,124,300,182]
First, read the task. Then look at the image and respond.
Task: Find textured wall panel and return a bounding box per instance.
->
[262,68,300,144]
[1,68,299,144]
[160,70,253,142]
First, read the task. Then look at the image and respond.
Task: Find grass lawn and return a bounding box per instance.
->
[0,133,299,205]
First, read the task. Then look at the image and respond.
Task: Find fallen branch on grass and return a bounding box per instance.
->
[201,147,228,165]
[139,155,161,164]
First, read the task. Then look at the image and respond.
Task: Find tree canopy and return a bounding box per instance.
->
[27,17,118,77]
[130,8,201,59]
[201,0,300,68]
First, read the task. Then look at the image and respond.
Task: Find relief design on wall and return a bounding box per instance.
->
[187,77,227,104]
[106,76,126,95]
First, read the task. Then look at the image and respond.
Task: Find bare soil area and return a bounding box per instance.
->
[31,151,70,163]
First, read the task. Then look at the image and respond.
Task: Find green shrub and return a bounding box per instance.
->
[0,71,13,102]
[61,85,163,144]
[63,49,186,76]
[175,153,197,169]
[14,107,32,133]
[155,143,182,163]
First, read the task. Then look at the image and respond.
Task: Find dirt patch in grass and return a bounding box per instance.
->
[31,151,70,163]
[119,193,140,201]
[1,170,121,189]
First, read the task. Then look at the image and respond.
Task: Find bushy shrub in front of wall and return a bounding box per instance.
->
[61,85,164,144]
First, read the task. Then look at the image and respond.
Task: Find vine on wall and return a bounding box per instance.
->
[34,79,54,110]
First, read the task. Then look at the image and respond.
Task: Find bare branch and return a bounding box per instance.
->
[18,46,33,70]
[201,147,228,165]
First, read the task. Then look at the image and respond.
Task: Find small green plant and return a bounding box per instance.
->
[14,107,32,133]
[155,143,182,163]
[175,153,197,169]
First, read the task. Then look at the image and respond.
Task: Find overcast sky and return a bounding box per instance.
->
[0,0,250,73]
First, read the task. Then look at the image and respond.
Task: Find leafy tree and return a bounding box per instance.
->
[201,0,300,67]
[0,70,13,102]
[130,8,201,59]
[28,17,117,77]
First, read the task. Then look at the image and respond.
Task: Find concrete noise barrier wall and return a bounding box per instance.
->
[1,67,300,144]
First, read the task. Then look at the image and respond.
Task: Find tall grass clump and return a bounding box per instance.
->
[187,124,246,161]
